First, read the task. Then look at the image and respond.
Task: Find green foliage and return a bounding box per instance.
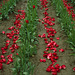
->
[68,0,75,5]
[13,0,38,75]
[0,0,21,20]
[52,0,75,51]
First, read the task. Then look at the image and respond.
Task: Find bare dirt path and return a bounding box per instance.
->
[32,0,75,75]
[0,0,27,75]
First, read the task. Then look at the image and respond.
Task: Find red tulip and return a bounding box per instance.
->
[8,58,13,62]
[2,59,6,63]
[7,54,13,58]
[41,33,46,38]
[6,40,10,43]
[38,34,41,37]
[0,63,3,70]
[45,41,48,44]
[4,46,8,50]
[62,65,66,69]
[53,53,57,56]
[52,18,55,21]
[26,20,29,23]
[2,50,7,54]
[6,61,10,65]
[2,31,5,34]
[11,49,15,53]
[1,55,5,58]
[46,48,49,51]
[50,38,53,41]
[42,21,44,24]
[47,53,52,59]
[44,38,47,41]
[1,47,4,50]
[46,68,51,72]
[40,59,43,62]
[56,37,60,40]
[51,69,56,72]
[55,64,59,69]
[33,5,35,8]
[59,49,64,52]
[39,19,41,22]
[16,53,19,55]
[45,8,48,11]
[73,67,75,71]
[42,59,46,62]
[53,49,57,52]
[52,72,57,75]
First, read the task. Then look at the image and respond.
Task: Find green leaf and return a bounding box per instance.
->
[23,72,28,75]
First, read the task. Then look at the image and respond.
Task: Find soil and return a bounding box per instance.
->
[31,0,75,75]
[0,0,75,75]
[0,0,27,75]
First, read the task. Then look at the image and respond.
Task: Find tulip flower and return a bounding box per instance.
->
[38,34,41,37]
[1,55,5,58]
[26,20,29,23]
[42,59,46,62]
[0,63,3,70]
[40,59,43,62]
[59,49,64,52]
[56,37,60,40]
[45,8,48,11]
[46,68,51,72]
[2,31,5,34]
[62,65,66,69]
[6,40,10,43]
[33,5,35,8]
[2,59,6,63]
[73,67,75,71]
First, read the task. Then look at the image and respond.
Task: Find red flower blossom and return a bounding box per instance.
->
[38,34,41,37]
[26,20,29,23]
[61,65,66,69]
[73,67,75,71]
[42,59,46,62]
[6,40,10,43]
[56,37,60,40]
[33,5,35,8]
[45,8,48,11]
[1,55,5,58]
[16,53,19,55]
[59,49,64,52]
[40,59,43,62]
[46,48,49,51]
[46,67,51,72]
[0,63,3,70]
[2,59,6,63]
[2,31,5,34]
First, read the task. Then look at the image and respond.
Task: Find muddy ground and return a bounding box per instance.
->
[0,0,75,75]
[0,0,27,75]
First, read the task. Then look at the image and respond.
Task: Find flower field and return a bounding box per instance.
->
[0,0,75,75]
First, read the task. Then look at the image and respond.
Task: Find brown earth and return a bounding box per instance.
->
[0,0,75,75]
[0,0,27,75]
[31,0,75,75]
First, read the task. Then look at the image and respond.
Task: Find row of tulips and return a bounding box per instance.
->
[52,0,75,53]
[0,9,25,70]
[0,0,21,20]
[38,0,67,75]
[0,10,25,70]
[12,0,38,75]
